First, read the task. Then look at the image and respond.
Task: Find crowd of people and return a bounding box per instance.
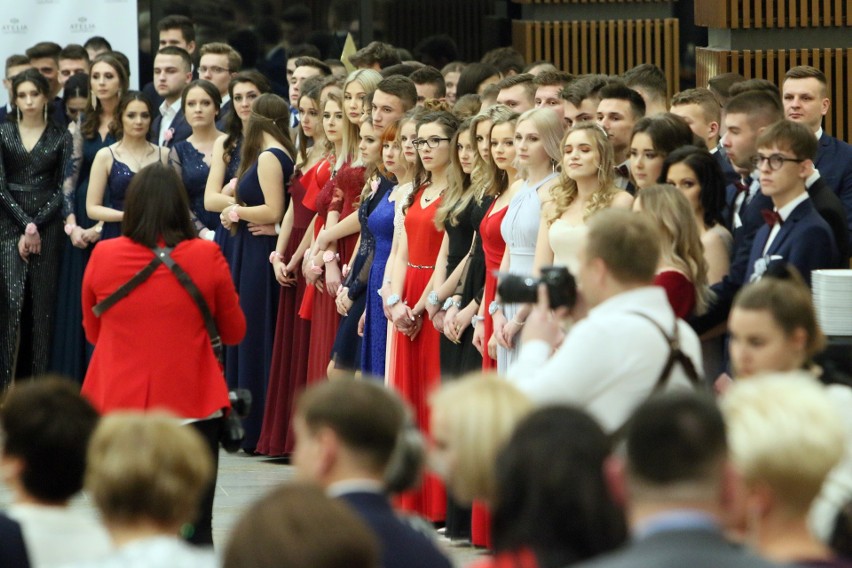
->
[0,10,851,568]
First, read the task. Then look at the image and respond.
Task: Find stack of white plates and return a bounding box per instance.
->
[812,270,852,336]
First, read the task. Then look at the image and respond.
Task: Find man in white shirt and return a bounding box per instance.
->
[1,379,112,567]
[506,209,702,433]
[151,46,192,147]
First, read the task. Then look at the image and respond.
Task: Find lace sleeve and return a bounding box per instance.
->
[393,182,414,239]
[62,122,83,219]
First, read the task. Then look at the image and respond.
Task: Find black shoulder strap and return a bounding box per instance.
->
[156,247,223,362]
[91,246,223,362]
[630,311,702,391]
[92,255,163,316]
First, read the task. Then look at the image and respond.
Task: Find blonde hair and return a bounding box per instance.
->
[85,412,213,527]
[429,373,532,503]
[469,105,516,201]
[485,113,519,198]
[343,68,382,103]
[321,88,358,171]
[722,373,844,513]
[514,108,563,180]
[435,118,474,229]
[637,184,711,315]
[548,122,618,225]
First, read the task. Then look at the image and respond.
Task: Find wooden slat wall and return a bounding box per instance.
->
[696,48,852,141]
[513,18,680,99]
[380,0,495,62]
[511,0,669,3]
[695,0,850,28]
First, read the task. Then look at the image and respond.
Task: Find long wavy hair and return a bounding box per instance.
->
[321,88,358,171]
[403,110,460,214]
[435,118,477,229]
[295,78,327,168]
[484,113,519,198]
[223,71,271,168]
[80,54,129,139]
[548,121,618,226]
[235,93,296,184]
[638,183,711,315]
[660,145,727,230]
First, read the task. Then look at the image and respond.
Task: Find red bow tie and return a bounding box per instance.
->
[761,209,784,227]
[733,180,749,196]
[615,164,629,179]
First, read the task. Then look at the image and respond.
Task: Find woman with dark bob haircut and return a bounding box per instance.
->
[472,406,627,568]
[81,162,246,545]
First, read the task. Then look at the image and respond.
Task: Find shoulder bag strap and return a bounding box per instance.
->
[630,311,702,390]
[154,246,223,363]
[92,255,163,316]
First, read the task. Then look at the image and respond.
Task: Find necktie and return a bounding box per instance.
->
[761,209,784,227]
[615,164,629,179]
[290,107,299,128]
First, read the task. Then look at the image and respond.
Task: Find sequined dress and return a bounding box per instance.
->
[0,121,72,387]
[172,140,221,232]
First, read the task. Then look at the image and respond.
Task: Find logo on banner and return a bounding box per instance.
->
[70,16,96,34]
[1,18,28,34]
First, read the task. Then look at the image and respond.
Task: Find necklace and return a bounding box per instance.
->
[422,182,446,203]
[118,142,155,171]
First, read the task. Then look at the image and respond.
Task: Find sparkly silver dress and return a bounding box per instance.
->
[0,120,73,387]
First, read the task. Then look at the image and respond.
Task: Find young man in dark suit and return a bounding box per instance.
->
[745,120,840,285]
[293,380,452,568]
[149,46,192,148]
[692,91,783,334]
[783,65,852,249]
[575,392,782,568]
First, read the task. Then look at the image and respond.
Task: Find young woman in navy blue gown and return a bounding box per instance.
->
[51,54,128,382]
[204,71,272,259]
[218,93,296,452]
[170,80,224,238]
[85,92,168,240]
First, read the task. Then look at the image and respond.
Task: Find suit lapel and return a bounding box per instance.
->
[766,199,810,256]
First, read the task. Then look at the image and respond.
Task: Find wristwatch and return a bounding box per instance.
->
[386,293,401,307]
[488,301,501,316]
[471,315,485,329]
[427,291,441,306]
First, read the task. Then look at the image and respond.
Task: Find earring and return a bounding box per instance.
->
[92,93,97,111]
[43,104,47,123]
[15,106,21,121]
[551,159,558,173]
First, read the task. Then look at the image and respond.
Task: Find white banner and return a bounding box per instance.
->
[0,0,139,107]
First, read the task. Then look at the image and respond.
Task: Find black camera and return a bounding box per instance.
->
[220,389,252,453]
[497,265,577,310]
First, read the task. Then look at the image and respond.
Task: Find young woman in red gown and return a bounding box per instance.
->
[387,110,460,522]
[301,89,364,384]
[257,78,330,456]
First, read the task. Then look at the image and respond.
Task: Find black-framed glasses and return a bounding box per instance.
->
[199,65,230,75]
[413,136,450,150]
[751,153,806,171]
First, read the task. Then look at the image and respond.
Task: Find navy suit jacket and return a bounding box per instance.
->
[216,99,232,131]
[713,146,739,187]
[815,132,852,244]
[338,491,452,568]
[150,109,192,148]
[0,512,30,568]
[745,197,839,286]
[809,175,850,264]
[691,182,773,334]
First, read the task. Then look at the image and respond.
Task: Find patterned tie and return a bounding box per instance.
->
[761,209,784,227]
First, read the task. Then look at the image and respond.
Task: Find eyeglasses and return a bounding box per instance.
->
[412,137,450,150]
[199,65,230,75]
[751,153,806,171]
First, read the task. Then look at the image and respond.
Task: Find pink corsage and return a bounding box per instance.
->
[269,251,283,264]
[369,178,380,197]
[341,263,350,278]
[227,178,238,193]
[227,205,240,222]
[64,223,76,236]
[25,223,38,236]
[163,128,174,143]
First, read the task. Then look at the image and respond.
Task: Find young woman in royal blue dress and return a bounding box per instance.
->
[170,80,224,239]
[219,93,296,453]
[50,54,128,382]
[85,92,168,240]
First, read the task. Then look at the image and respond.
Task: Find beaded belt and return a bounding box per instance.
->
[408,262,435,269]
